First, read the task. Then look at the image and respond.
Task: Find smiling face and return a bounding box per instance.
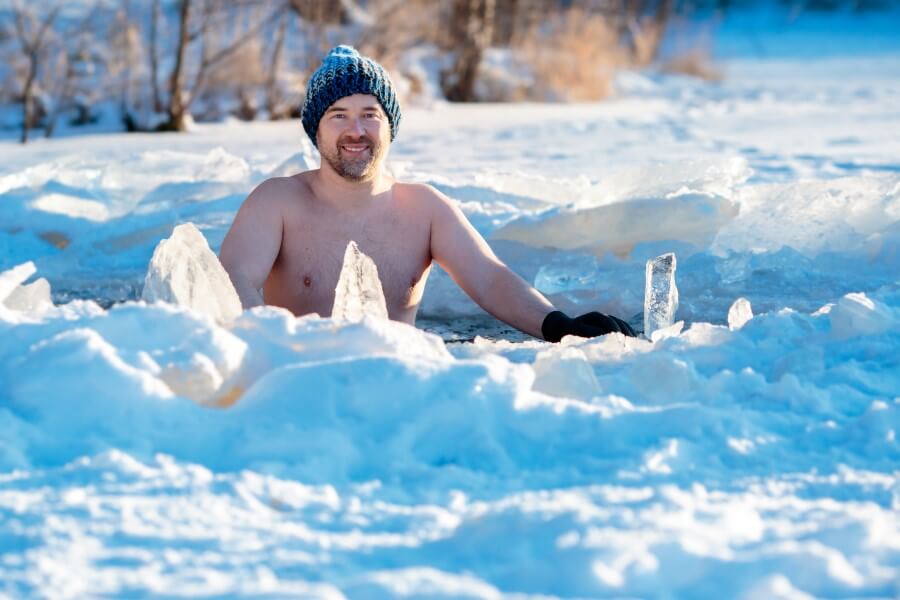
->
[316,94,390,183]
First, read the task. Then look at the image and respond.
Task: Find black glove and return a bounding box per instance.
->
[541,310,637,342]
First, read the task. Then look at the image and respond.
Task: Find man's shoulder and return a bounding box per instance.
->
[252,173,311,199]
[394,181,449,207]
[243,173,314,211]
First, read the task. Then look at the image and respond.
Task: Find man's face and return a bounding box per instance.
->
[316,94,390,182]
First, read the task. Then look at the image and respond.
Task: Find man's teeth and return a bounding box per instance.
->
[342,145,368,153]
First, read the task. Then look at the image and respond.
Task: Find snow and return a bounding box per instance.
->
[1,14,900,599]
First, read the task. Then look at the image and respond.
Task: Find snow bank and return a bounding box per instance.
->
[1,263,898,595]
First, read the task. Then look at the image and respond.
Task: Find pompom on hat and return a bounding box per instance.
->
[301,45,401,148]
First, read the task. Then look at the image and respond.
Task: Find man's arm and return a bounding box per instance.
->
[427,186,554,338]
[219,178,286,309]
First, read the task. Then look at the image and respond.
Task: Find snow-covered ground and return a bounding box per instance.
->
[2,14,900,599]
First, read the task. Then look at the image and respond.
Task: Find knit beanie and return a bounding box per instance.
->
[301,45,401,148]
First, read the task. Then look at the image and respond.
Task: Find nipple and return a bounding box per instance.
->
[303,276,312,287]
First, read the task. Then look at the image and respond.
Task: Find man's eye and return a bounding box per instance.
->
[365,113,379,119]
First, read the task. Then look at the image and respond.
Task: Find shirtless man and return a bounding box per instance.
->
[220,46,635,342]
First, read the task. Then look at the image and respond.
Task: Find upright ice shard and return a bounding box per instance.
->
[142,223,242,324]
[727,297,753,330]
[332,241,389,321]
[643,252,678,338]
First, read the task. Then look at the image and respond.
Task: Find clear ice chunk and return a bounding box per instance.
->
[727,297,753,330]
[715,252,750,285]
[533,253,601,295]
[0,261,37,304]
[332,241,389,321]
[141,223,243,324]
[4,277,52,314]
[643,252,678,339]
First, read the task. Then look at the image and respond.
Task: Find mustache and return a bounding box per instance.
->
[337,134,375,147]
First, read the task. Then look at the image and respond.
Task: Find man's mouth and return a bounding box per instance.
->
[340,143,370,155]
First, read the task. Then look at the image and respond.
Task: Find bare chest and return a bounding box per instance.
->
[263,202,432,319]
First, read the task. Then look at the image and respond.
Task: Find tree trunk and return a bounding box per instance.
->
[13,3,62,144]
[20,66,35,144]
[20,43,42,144]
[265,10,289,120]
[164,0,192,131]
[442,0,495,102]
[150,0,164,113]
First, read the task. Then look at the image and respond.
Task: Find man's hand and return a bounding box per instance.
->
[541,310,637,342]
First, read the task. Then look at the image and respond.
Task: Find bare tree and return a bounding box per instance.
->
[290,0,349,80]
[355,0,440,63]
[164,0,192,131]
[160,0,289,131]
[620,0,673,65]
[441,0,496,102]
[43,7,106,138]
[9,1,62,143]
[264,8,289,119]
[149,0,164,113]
[106,1,147,131]
[288,0,345,27]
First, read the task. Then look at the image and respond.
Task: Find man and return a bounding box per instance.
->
[219,46,635,342]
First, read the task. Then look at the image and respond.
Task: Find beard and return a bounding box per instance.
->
[319,132,387,182]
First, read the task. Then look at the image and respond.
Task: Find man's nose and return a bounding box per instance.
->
[348,117,366,136]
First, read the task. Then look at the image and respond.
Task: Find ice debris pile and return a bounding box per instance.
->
[493,192,740,258]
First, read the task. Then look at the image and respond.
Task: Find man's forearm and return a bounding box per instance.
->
[476,264,555,339]
[233,282,265,310]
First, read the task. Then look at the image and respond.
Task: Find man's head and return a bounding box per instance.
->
[301,46,401,181]
[315,94,391,182]
[302,46,400,181]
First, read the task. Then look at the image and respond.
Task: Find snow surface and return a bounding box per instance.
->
[1,17,900,598]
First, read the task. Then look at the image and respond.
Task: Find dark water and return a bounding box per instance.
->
[417,315,534,344]
[50,276,534,343]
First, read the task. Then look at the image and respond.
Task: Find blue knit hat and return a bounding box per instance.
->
[301,46,401,148]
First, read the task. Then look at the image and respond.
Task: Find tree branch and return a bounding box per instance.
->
[185,4,287,107]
